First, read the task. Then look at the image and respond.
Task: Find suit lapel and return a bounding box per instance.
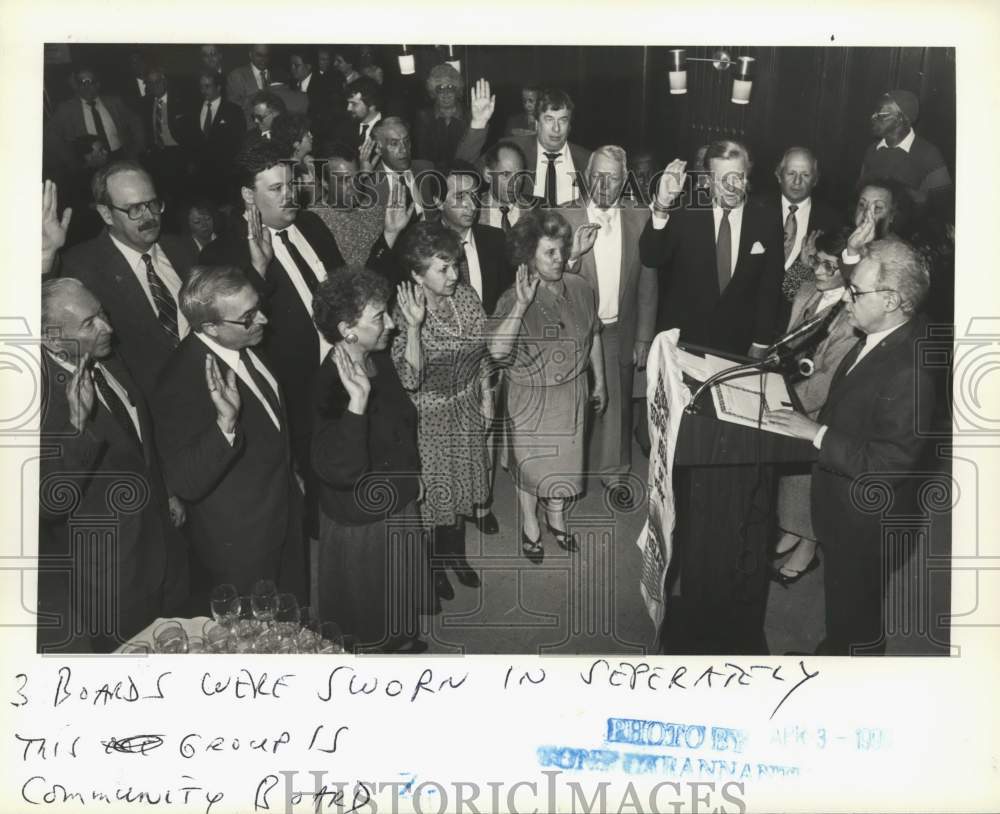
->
[100,233,165,326]
[733,204,756,282]
[618,206,641,313]
[825,321,915,410]
[101,356,150,461]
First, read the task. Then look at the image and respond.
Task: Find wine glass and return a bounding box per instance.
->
[202,620,231,653]
[274,593,300,642]
[152,621,189,654]
[210,584,241,631]
[251,579,278,625]
[317,622,344,654]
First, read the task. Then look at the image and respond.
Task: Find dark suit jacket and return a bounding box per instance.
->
[152,335,303,598]
[467,223,514,315]
[45,94,145,172]
[141,91,189,151]
[353,159,438,213]
[226,64,266,127]
[638,198,786,353]
[184,98,245,155]
[812,318,934,543]
[199,209,345,472]
[559,199,658,364]
[765,194,842,241]
[38,351,174,652]
[62,230,194,402]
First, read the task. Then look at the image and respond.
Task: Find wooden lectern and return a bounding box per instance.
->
[660,343,818,655]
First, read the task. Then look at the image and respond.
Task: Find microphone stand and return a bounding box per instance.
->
[685,354,782,415]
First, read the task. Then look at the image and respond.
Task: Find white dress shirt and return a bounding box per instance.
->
[481,197,522,230]
[258,217,331,362]
[108,235,190,339]
[781,195,811,269]
[359,112,382,151]
[812,320,908,449]
[532,141,578,205]
[384,167,424,216]
[49,351,142,441]
[586,201,623,323]
[195,333,282,432]
[201,97,221,131]
[458,229,483,301]
[876,128,916,153]
[134,77,147,98]
[298,73,312,93]
[251,64,269,89]
[80,97,122,151]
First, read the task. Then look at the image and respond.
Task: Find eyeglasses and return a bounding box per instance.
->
[107,198,164,221]
[870,111,897,120]
[216,308,263,330]
[435,84,458,92]
[78,78,99,86]
[846,284,896,302]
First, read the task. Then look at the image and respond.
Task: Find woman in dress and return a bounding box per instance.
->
[393,221,491,599]
[772,226,858,585]
[489,210,607,563]
[311,266,427,652]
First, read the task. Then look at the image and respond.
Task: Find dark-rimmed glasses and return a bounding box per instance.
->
[217,308,263,330]
[107,198,164,221]
[846,284,895,302]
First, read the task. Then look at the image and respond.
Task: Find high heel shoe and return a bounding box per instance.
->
[545,521,579,552]
[521,529,544,564]
[434,570,455,600]
[771,533,802,560]
[770,553,821,588]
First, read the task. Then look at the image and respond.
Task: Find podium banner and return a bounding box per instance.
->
[635,330,691,643]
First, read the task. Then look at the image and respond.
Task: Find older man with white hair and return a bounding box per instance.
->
[560,144,658,506]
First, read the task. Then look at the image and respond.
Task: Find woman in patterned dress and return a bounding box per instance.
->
[489,210,607,564]
[392,221,491,600]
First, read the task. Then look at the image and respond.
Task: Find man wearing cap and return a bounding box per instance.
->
[859,90,952,219]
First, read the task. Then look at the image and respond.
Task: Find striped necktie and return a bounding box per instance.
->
[141,253,179,346]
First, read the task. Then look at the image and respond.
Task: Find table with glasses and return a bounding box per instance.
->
[115,580,346,654]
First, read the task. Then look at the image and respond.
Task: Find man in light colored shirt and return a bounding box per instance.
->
[765,237,934,655]
[345,76,383,160]
[560,145,657,503]
[371,117,434,216]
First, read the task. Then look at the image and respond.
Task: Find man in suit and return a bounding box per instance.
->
[200,140,345,478]
[120,48,149,115]
[479,139,533,232]
[61,161,193,402]
[142,66,190,219]
[344,76,384,160]
[153,266,305,602]
[765,236,934,656]
[186,69,245,204]
[245,90,287,146]
[639,140,785,356]
[361,117,436,216]
[198,44,224,82]
[561,145,657,502]
[289,47,334,133]
[457,86,591,208]
[768,146,843,327]
[226,45,274,129]
[46,66,145,177]
[39,278,184,653]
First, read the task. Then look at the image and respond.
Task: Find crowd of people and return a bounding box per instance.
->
[38,44,954,656]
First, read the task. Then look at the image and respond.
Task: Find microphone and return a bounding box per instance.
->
[764,300,845,357]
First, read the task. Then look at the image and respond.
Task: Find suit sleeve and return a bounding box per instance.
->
[153,366,245,501]
[638,212,680,269]
[819,364,933,479]
[455,126,488,164]
[636,264,658,344]
[752,219,787,345]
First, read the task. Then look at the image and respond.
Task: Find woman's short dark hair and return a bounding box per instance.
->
[398,221,462,278]
[814,226,853,258]
[271,113,312,157]
[854,176,911,229]
[506,209,573,268]
[313,265,391,344]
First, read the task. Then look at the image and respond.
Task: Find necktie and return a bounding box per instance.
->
[783,204,799,262]
[202,101,213,135]
[154,98,165,148]
[834,336,866,384]
[91,366,140,446]
[396,174,414,210]
[458,240,470,286]
[87,100,108,146]
[716,209,732,295]
[141,253,179,346]
[499,205,512,234]
[239,349,282,426]
[276,229,320,294]
[261,69,270,88]
[359,123,369,144]
[543,151,560,207]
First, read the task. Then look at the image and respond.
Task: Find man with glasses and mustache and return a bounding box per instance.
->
[765,235,935,655]
[153,265,305,604]
[62,161,194,402]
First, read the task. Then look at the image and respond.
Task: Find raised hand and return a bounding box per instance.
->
[383,182,415,240]
[396,282,426,328]
[206,354,241,434]
[514,264,538,309]
[847,209,876,255]
[67,352,95,431]
[333,344,371,414]
[654,158,687,210]
[246,203,274,275]
[359,138,381,173]
[469,78,496,129]
[569,223,601,266]
[42,180,72,268]
[801,228,821,268]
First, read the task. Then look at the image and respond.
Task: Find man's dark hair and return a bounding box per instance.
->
[236,140,287,189]
[198,68,222,88]
[344,76,383,111]
[73,134,106,164]
[483,139,527,171]
[249,90,287,115]
[271,113,312,157]
[331,45,359,67]
[288,46,316,69]
[534,88,574,119]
